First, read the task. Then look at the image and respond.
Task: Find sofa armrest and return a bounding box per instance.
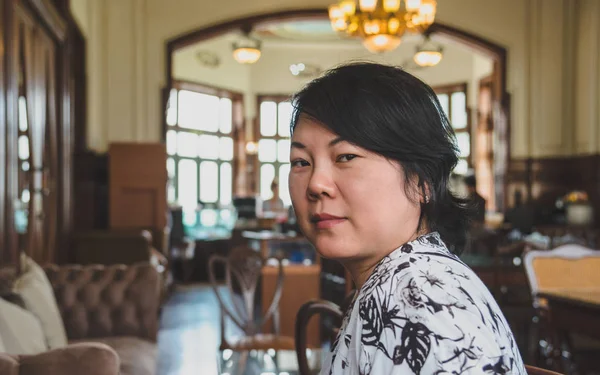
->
[0,342,120,375]
[44,263,160,341]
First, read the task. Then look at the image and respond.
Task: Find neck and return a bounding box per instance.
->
[343,231,424,289]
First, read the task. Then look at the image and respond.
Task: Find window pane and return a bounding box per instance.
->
[455,132,470,157]
[260,164,275,201]
[167,158,175,179]
[437,94,449,117]
[451,91,467,129]
[278,139,290,163]
[200,161,218,203]
[219,98,232,134]
[198,134,219,159]
[18,96,29,131]
[166,130,177,155]
[220,163,232,205]
[198,93,220,132]
[279,164,291,207]
[18,135,29,160]
[177,132,198,157]
[278,101,292,137]
[219,137,233,161]
[258,139,277,162]
[166,88,177,126]
[178,159,198,211]
[168,182,176,203]
[454,159,469,175]
[260,101,277,136]
[178,90,202,130]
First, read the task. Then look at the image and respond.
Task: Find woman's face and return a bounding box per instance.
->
[289,116,423,264]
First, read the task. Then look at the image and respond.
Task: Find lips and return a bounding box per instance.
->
[310,213,347,229]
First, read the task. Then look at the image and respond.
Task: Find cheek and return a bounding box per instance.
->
[347,171,415,226]
[289,174,307,210]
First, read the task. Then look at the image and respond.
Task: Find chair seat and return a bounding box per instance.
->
[225,334,295,351]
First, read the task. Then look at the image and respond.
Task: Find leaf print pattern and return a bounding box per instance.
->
[320,232,526,375]
[395,321,432,373]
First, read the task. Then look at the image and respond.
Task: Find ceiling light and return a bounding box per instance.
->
[232,32,261,64]
[414,36,443,67]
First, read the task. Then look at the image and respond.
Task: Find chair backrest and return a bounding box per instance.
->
[523,244,600,306]
[295,299,343,375]
[208,246,285,347]
[525,364,563,375]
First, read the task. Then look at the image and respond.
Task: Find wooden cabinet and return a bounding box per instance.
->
[109,143,168,253]
[1,0,84,265]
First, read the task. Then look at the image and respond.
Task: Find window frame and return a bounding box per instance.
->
[166,80,244,208]
[433,82,471,172]
[255,94,293,205]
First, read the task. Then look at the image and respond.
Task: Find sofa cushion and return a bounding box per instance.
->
[13,255,68,349]
[0,342,120,375]
[45,263,159,341]
[0,297,46,355]
[70,337,156,375]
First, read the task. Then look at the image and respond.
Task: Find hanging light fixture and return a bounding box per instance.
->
[414,36,443,67]
[328,0,437,53]
[232,29,261,64]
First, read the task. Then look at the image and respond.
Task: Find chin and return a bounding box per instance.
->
[312,236,358,261]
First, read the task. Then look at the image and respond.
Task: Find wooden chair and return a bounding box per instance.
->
[208,245,295,351]
[523,244,600,371]
[523,244,600,308]
[295,299,343,375]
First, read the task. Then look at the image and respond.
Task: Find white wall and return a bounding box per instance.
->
[575,0,600,155]
[70,0,600,159]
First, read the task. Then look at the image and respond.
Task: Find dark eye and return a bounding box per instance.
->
[291,159,310,168]
[337,154,358,163]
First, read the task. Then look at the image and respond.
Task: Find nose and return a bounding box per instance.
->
[307,167,336,201]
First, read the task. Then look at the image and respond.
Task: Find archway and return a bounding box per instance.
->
[164,8,510,210]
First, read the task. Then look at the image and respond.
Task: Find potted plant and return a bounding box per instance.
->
[563,190,593,226]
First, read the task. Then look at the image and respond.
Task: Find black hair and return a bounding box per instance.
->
[290,62,470,254]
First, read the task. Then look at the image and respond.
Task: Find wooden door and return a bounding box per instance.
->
[15,3,60,264]
[475,77,495,211]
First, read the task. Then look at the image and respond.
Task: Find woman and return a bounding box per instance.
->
[288,63,525,374]
[262,178,286,215]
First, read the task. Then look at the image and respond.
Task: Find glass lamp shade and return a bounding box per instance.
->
[414,50,442,67]
[232,47,261,64]
[362,34,402,53]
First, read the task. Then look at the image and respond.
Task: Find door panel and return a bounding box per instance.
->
[16,3,59,264]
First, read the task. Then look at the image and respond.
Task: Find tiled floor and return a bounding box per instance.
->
[157,284,225,375]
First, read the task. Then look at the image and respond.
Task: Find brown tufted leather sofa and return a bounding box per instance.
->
[38,263,160,375]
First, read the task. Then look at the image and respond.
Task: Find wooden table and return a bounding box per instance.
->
[537,288,600,340]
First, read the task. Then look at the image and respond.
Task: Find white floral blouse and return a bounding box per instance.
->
[321,232,526,375]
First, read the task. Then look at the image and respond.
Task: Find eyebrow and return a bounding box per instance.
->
[290,137,346,149]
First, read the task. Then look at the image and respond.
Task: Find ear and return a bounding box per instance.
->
[419,180,431,205]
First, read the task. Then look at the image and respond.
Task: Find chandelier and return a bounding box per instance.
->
[328,0,437,53]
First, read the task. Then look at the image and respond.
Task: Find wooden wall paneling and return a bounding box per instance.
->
[507,155,600,227]
[73,151,108,232]
[0,0,20,266]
